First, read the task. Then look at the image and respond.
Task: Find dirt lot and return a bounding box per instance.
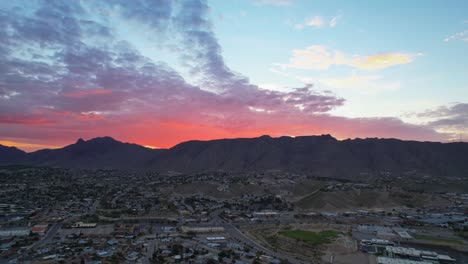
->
[321,235,376,264]
[322,252,376,264]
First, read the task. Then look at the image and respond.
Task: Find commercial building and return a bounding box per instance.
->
[206,236,226,242]
[384,246,456,264]
[0,227,30,237]
[71,222,97,228]
[181,226,225,233]
[359,239,394,254]
[377,257,431,264]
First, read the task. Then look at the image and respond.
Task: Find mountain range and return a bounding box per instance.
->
[1,135,468,179]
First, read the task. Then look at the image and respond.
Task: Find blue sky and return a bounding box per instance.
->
[209,0,467,118]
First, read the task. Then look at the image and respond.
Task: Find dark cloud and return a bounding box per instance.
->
[0,0,343,117]
[416,103,468,139]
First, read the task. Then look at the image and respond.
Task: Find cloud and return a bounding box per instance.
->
[0,1,343,140]
[295,14,341,29]
[329,15,341,27]
[417,103,468,120]
[414,103,468,141]
[0,0,454,150]
[278,45,415,70]
[0,114,51,125]
[418,103,468,127]
[352,53,414,70]
[305,16,324,28]
[444,30,468,42]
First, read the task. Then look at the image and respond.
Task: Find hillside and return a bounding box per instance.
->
[152,135,468,178]
[0,145,27,164]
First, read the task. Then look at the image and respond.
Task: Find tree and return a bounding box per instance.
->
[218,250,228,259]
[171,243,184,255]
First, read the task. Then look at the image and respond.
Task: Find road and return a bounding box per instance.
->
[31,222,62,249]
[2,222,63,264]
[140,239,156,264]
[222,223,305,264]
[207,207,305,263]
[89,200,99,215]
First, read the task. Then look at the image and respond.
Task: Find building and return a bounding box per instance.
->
[71,222,97,228]
[205,236,226,242]
[31,226,46,235]
[32,222,49,235]
[113,223,137,235]
[377,257,431,264]
[0,227,30,237]
[395,230,413,240]
[384,246,456,264]
[359,239,394,254]
[252,211,279,218]
[181,226,224,233]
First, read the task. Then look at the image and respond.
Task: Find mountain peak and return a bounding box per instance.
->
[73,136,120,147]
[0,144,24,152]
[75,136,120,144]
[88,136,117,143]
[320,134,336,140]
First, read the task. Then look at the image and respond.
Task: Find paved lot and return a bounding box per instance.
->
[58,224,114,236]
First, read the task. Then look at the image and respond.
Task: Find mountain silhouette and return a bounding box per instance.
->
[1,135,467,179]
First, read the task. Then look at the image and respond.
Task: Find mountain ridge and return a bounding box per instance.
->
[1,135,467,179]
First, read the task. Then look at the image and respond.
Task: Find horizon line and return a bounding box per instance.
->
[1,134,466,153]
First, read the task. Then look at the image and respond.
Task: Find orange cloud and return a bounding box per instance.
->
[278,45,415,70]
[352,53,413,70]
[62,89,112,98]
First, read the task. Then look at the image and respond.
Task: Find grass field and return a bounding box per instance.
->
[279,230,339,246]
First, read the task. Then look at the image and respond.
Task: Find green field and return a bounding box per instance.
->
[278,230,339,246]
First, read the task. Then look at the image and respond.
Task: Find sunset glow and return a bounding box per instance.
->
[0,0,467,152]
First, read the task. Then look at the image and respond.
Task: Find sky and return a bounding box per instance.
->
[0,0,467,152]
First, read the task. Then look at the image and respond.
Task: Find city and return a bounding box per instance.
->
[1,166,466,263]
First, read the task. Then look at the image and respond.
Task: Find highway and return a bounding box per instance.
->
[206,208,306,263]
[31,222,62,249]
[221,223,305,264]
[2,222,63,264]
